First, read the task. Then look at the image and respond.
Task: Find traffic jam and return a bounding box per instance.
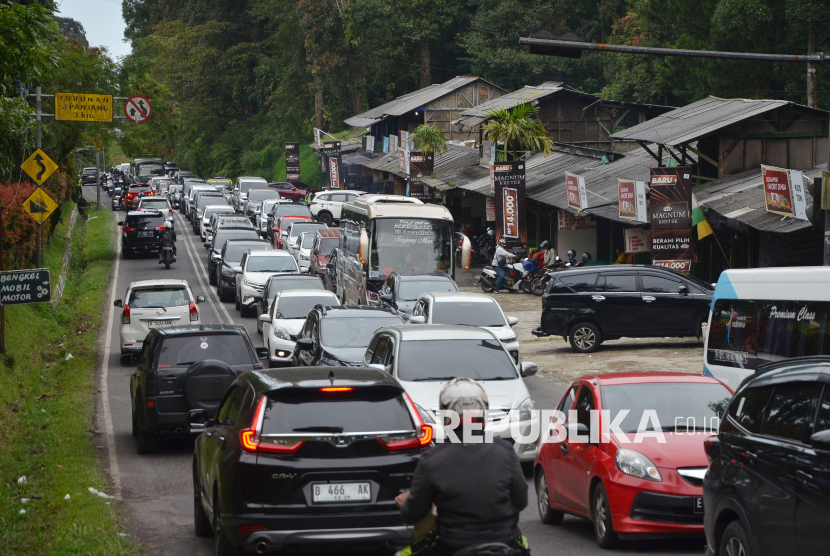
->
[99,159,830,556]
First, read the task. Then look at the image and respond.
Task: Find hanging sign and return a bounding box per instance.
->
[409,152,434,202]
[365,136,375,153]
[493,161,527,254]
[486,198,496,221]
[618,179,648,223]
[566,173,588,211]
[383,136,390,153]
[649,166,693,272]
[762,165,808,221]
[389,135,398,153]
[624,228,651,253]
[558,210,596,232]
[285,143,300,181]
[322,141,342,190]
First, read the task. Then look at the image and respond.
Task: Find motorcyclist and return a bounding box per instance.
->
[491,238,513,294]
[566,249,577,265]
[529,240,550,271]
[394,378,530,556]
[158,218,177,264]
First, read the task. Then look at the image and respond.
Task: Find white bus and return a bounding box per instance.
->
[704,266,830,390]
[336,195,470,305]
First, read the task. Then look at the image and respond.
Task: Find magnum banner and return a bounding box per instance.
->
[285,143,300,181]
[493,161,527,254]
[649,166,693,272]
[322,141,342,190]
[408,152,434,201]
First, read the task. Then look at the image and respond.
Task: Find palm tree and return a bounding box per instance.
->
[410,123,448,155]
[483,103,553,161]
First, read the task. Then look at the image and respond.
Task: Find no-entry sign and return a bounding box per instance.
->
[124,95,152,124]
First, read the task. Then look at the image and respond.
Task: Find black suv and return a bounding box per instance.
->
[254,274,325,334]
[532,265,713,352]
[215,238,271,302]
[129,324,268,454]
[266,203,313,243]
[293,306,404,367]
[119,210,166,258]
[378,272,459,317]
[703,356,830,556]
[207,227,260,284]
[189,367,428,555]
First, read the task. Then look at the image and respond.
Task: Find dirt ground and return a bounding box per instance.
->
[456,267,707,385]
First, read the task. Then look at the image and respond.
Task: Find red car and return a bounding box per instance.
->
[267,181,308,202]
[125,184,154,210]
[272,215,312,249]
[308,229,340,276]
[534,372,733,547]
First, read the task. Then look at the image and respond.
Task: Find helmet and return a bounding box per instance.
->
[498,238,507,247]
[164,219,174,229]
[487,227,495,237]
[539,240,550,250]
[582,252,593,263]
[439,377,489,414]
[567,249,576,259]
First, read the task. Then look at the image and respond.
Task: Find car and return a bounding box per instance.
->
[534,372,732,547]
[200,205,235,241]
[323,249,339,294]
[409,292,521,362]
[703,357,830,556]
[149,176,174,195]
[308,229,340,278]
[243,188,281,221]
[181,182,211,215]
[81,167,101,185]
[284,222,327,259]
[309,190,362,226]
[136,196,174,219]
[273,216,314,249]
[362,324,539,466]
[267,181,308,202]
[189,366,428,554]
[260,289,340,367]
[111,186,123,210]
[167,184,183,208]
[114,279,206,355]
[175,170,195,184]
[233,250,299,316]
[119,210,167,258]
[206,227,261,284]
[206,215,253,247]
[187,186,222,220]
[232,176,268,212]
[293,305,404,367]
[216,239,272,302]
[266,203,313,243]
[377,272,459,317]
[191,193,229,231]
[254,274,326,334]
[532,265,714,353]
[288,231,317,273]
[129,323,268,453]
[255,199,285,237]
[124,184,154,210]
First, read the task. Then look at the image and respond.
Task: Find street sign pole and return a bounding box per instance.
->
[96,148,101,210]
[36,86,41,150]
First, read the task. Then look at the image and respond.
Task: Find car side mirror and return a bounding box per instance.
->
[113,299,123,307]
[296,338,314,351]
[117,221,124,226]
[409,315,426,324]
[380,293,393,303]
[810,429,830,452]
[258,314,270,323]
[232,266,243,274]
[520,362,538,377]
[187,409,212,432]
[255,347,269,360]
[253,295,263,302]
[678,285,690,296]
[196,296,206,304]
[507,316,519,327]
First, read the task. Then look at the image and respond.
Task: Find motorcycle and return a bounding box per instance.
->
[478,258,533,294]
[161,244,175,269]
[454,229,495,267]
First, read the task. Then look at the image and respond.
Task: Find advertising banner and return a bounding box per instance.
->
[566,173,588,211]
[486,198,496,221]
[762,165,794,217]
[322,141,342,190]
[618,179,648,223]
[624,228,651,253]
[558,210,596,232]
[285,143,300,181]
[409,152,434,202]
[492,161,527,253]
[366,135,375,153]
[389,135,398,153]
[313,128,322,146]
[398,148,410,174]
[789,170,808,221]
[649,166,693,272]
[383,136,390,153]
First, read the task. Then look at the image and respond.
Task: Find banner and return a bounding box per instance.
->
[285,143,300,181]
[624,228,651,253]
[409,152,434,202]
[492,161,527,253]
[389,135,398,153]
[565,173,588,211]
[558,210,596,232]
[618,179,648,223]
[398,147,410,174]
[365,135,375,153]
[314,128,322,146]
[486,198,496,221]
[383,136,390,154]
[762,165,808,221]
[649,166,693,272]
[322,141,342,190]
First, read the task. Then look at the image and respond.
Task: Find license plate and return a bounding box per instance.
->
[311,482,371,503]
[137,231,153,237]
[147,320,172,328]
[693,497,704,514]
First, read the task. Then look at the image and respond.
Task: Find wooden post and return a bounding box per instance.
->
[0,207,5,354]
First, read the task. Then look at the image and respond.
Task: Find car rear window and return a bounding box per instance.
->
[300,234,315,248]
[276,294,337,319]
[431,300,505,327]
[225,243,270,261]
[290,224,326,239]
[318,238,338,254]
[267,278,325,301]
[214,230,260,248]
[321,316,405,348]
[157,333,253,367]
[129,186,151,193]
[275,206,312,218]
[247,256,296,273]
[239,181,265,193]
[128,287,190,308]
[140,199,169,209]
[261,388,414,434]
[398,280,457,301]
[248,189,279,202]
[396,338,516,381]
[127,213,165,229]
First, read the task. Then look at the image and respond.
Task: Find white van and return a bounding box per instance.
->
[704,266,830,390]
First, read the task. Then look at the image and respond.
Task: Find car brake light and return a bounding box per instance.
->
[122,304,131,324]
[379,393,433,451]
[155,226,165,231]
[189,301,198,321]
[241,395,304,454]
[146,400,155,407]
[124,226,136,232]
[704,436,720,462]
[320,387,352,392]
[238,525,266,536]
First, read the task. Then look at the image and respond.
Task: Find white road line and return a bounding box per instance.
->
[100,218,122,499]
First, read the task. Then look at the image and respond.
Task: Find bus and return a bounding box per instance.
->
[704,266,830,390]
[336,195,470,305]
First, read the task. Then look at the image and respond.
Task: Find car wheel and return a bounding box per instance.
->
[256,313,263,334]
[318,212,333,226]
[592,483,618,548]
[194,463,213,538]
[213,488,242,556]
[536,470,564,525]
[569,322,602,353]
[131,407,138,437]
[137,429,156,454]
[209,267,216,286]
[720,520,751,556]
[234,295,240,311]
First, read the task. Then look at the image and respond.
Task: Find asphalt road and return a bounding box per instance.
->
[87,185,703,556]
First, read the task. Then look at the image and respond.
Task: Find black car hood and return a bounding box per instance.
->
[323,347,367,365]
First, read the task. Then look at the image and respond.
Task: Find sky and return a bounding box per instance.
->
[56,0,132,61]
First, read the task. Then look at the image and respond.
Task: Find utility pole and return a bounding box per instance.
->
[36,86,42,268]
[520,36,830,266]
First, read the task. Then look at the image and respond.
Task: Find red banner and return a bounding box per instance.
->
[762,165,794,217]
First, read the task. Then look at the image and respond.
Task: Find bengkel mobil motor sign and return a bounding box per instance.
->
[649,167,693,272]
[492,161,527,251]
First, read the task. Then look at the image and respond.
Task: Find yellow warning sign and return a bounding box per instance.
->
[55,92,113,122]
[20,149,58,185]
[23,188,59,224]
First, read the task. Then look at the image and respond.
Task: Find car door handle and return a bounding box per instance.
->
[642,296,656,302]
[560,443,568,456]
[797,470,813,482]
[591,295,606,301]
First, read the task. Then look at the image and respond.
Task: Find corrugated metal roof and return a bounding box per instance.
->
[610,96,827,146]
[344,77,493,128]
[341,144,481,186]
[455,82,564,127]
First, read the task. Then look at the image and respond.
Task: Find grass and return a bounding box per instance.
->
[0,203,137,555]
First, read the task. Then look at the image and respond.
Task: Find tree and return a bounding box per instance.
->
[483,103,553,161]
[411,123,447,154]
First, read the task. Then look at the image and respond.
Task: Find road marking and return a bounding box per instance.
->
[100,218,122,499]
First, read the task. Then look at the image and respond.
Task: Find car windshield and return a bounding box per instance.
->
[267,278,324,301]
[318,237,338,255]
[397,339,517,381]
[431,300,505,327]
[127,214,165,230]
[196,196,225,210]
[239,181,265,194]
[289,223,326,239]
[247,256,296,273]
[138,163,164,177]
[320,316,404,348]
[248,189,279,202]
[371,218,453,276]
[140,199,169,210]
[214,230,259,248]
[300,234,315,248]
[275,206,311,218]
[225,243,269,262]
[262,200,280,213]
[277,295,337,319]
[128,287,189,308]
[157,333,253,367]
[600,383,733,433]
[129,186,151,193]
[398,279,456,301]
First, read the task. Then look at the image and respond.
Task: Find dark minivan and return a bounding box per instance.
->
[129,324,268,453]
[189,367,429,554]
[532,265,713,352]
[119,210,166,258]
[703,356,830,556]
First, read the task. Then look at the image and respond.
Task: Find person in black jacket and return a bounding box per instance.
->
[158,219,177,263]
[394,378,530,556]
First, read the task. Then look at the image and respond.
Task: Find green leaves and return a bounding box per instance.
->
[483,103,552,160]
[411,123,448,154]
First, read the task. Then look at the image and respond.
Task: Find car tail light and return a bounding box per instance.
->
[320,387,352,392]
[122,304,131,324]
[123,226,136,232]
[189,301,198,321]
[241,395,304,454]
[704,436,721,462]
[379,393,432,451]
[238,525,266,536]
[146,400,155,407]
[155,226,165,231]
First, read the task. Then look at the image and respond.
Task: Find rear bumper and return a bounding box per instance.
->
[531,326,550,338]
[242,525,412,552]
